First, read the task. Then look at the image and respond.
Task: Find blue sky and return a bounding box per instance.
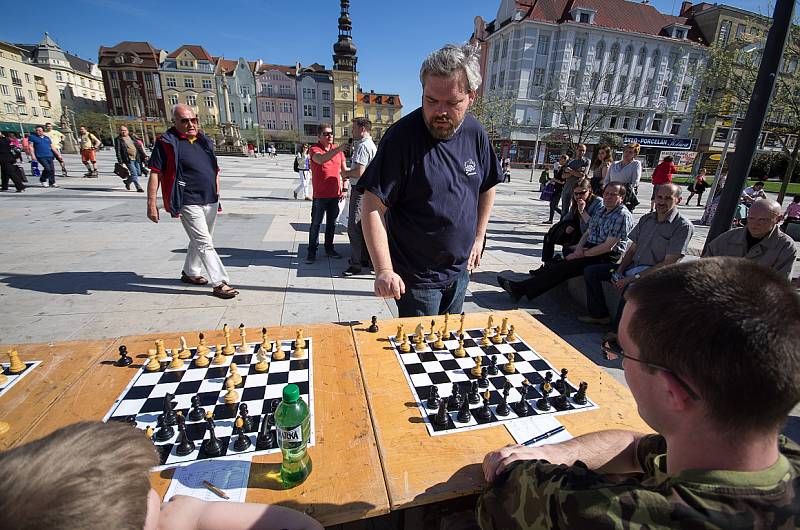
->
[4,0,774,116]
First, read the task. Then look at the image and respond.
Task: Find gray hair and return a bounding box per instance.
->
[419,44,482,92]
[171,103,194,120]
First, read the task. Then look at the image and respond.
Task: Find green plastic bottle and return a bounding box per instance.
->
[275,383,312,487]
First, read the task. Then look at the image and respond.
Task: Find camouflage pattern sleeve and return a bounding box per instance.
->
[635,433,667,475]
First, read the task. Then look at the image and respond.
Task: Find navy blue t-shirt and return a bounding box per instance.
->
[148,137,218,206]
[358,107,502,288]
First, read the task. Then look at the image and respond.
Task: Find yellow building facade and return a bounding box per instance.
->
[159,45,219,127]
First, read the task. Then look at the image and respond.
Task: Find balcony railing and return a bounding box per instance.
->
[35,82,47,92]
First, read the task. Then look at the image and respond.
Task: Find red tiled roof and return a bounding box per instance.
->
[215,57,238,75]
[359,91,402,106]
[98,41,161,68]
[258,63,295,75]
[167,44,214,61]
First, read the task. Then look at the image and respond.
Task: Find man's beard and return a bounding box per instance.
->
[425,114,460,140]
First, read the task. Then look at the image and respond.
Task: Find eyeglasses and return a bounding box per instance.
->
[573,191,589,196]
[321,132,334,136]
[179,118,198,124]
[604,341,700,401]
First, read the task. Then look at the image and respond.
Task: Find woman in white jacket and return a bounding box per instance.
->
[604,142,642,210]
[293,144,311,200]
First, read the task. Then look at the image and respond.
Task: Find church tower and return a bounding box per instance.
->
[331,0,359,143]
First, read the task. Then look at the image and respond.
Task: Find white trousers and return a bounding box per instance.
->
[179,203,229,287]
[293,169,310,198]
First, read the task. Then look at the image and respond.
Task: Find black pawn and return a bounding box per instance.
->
[554,368,568,394]
[476,392,492,420]
[487,355,498,376]
[367,316,379,333]
[513,385,532,416]
[188,395,205,422]
[468,380,481,404]
[256,411,274,450]
[478,366,489,388]
[163,393,177,426]
[115,345,133,366]
[239,403,253,432]
[447,383,463,411]
[202,415,223,456]
[426,386,440,409]
[154,415,174,442]
[456,398,472,423]
[175,414,195,456]
[536,395,552,411]
[233,421,252,451]
[433,399,449,426]
[541,371,553,394]
[574,382,588,405]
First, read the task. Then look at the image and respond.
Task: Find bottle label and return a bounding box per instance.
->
[277,424,303,446]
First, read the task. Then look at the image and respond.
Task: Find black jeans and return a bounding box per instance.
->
[514,252,618,300]
[548,183,563,221]
[542,218,581,262]
[308,197,339,255]
[0,160,23,191]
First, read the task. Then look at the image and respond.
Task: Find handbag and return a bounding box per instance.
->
[114,162,130,179]
[624,184,640,211]
[539,181,555,201]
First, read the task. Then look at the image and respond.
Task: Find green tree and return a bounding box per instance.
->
[74,111,114,141]
[470,94,515,144]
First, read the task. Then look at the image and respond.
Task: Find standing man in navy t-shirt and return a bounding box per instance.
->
[358,44,503,317]
[29,125,64,187]
[146,104,239,299]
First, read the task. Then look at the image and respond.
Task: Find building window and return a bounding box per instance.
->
[618,76,628,96]
[660,84,669,97]
[265,120,275,129]
[281,102,292,113]
[679,85,690,101]
[166,77,176,87]
[574,38,586,58]
[265,101,275,112]
[532,68,545,87]
[168,95,178,106]
[603,75,613,93]
[568,70,578,88]
[651,113,663,132]
[537,35,550,56]
[579,12,590,23]
[622,114,631,129]
[636,113,644,130]
[303,104,316,117]
[4,103,13,113]
[735,24,746,40]
[609,115,618,129]
[205,96,215,107]
[283,120,291,130]
[0,67,5,78]
[501,38,509,58]
[303,87,316,99]
[718,20,732,45]
[124,71,135,81]
[670,118,683,135]
[590,72,600,90]
[0,85,7,95]
[341,112,349,122]
[498,71,505,88]
[202,79,212,89]
[492,41,500,61]
[24,73,31,83]
[342,127,348,137]
[43,108,51,118]
[322,106,330,118]
[32,107,38,116]
[184,78,194,88]
[623,46,633,65]
[322,89,330,100]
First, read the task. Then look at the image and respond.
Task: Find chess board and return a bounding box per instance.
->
[390,328,598,436]
[104,338,315,470]
[0,360,41,398]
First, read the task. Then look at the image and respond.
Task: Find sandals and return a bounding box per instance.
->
[213,282,239,299]
[601,333,621,360]
[181,271,209,285]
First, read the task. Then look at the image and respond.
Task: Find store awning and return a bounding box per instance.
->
[0,122,39,133]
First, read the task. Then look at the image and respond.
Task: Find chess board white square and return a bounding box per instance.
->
[288,369,308,383]
[410,372,433,387]
[150,382,180,399]
[181,367,209,382]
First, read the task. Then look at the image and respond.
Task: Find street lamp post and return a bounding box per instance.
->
[529,87,560,182]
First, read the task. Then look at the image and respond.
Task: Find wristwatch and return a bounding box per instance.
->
[634,273,641,280]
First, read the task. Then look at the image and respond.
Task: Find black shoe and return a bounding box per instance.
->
[325,249,342,259]
[125,181,131,190]
[497,276,523,303]
[342,265,362,277]
[136,187,144,192]
[306,252,316,264]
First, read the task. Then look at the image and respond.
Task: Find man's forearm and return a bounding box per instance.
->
[361,191,392,272]
[616,244,636,273]
[475,187,496,242]
[311,145,344,165]
[147,171,160,204]
[538,429,646,474]
[584,237,619,257]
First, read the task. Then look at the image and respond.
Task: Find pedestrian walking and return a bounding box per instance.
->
[0,131,25,192]
[78,126,102,177]
[293,144,311,200]
[114,126,146,192]
[28,125,63,187]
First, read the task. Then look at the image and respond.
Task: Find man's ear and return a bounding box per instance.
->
[657,370,695,412]
[467,90,477,107]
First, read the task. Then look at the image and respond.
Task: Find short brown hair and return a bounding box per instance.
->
[352,117,372,132]
[624,142,641,155]
[604,181,627,198]
[625,258,800,434]
[317,122,333,136]
[0,421,158,530]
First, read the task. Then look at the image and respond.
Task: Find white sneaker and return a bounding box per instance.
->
[40,182,47,187]
[50,183,59,188]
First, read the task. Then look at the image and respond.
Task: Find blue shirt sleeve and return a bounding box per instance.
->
[479,128,503,193]
[358,129,405,208]
[147,141,166,172]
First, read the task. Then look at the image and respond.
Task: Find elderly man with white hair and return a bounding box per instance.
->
[704,198,797,278]
[358,43,503,317]
[145,104,238,299]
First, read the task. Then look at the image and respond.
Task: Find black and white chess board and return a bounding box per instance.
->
[0,360,41,397]
[104,339,315,469]
[390,328,597,436]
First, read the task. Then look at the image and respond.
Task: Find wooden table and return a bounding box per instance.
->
[0,339,117,450]
[353,309,650,510]
[16,324,389,527]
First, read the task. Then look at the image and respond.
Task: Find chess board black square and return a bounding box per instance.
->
[463,338,478,348]
[531,359,550,371]
[428,413,454,432]
[124,385,154,400]
[236,375,248,388]
[212,403,239,420]
[205,366,229,379]
[429,372,450,384]
[232,354,252,364]
[418,352,437,362]
[241,386,266,401]
[289,359,309,371]
[185,421,207,440]
[266,372,289,385]
[440,359,460,371]
[405,363,425,375]
[293,381,310,396]
[247,364,267,375]
[197,391,220,407]
[158,371,185,384]
[176,380,203,395]
[141,397,166,414]
[466,329,483,339]
[472,409,496,424]
[197,437,231,460]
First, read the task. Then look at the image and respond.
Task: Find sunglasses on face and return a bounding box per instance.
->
[179,118,198,125]
[321,132,334,136]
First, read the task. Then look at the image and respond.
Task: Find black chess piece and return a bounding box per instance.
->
[256,411,274,449]
[537,380,553,411]
[478,366,489,388]
[554,368,568,393]
[447,383,463,411]
[239,403,253,432]
[456,398,471,423]
[496,383,511,416]
[154,414,174,442]
[367,316,379,333]
[468,380,480,404]
[115,345,133,367]
[188,395,205,422]
[476,392,492,420]
[513,384,532,416]
[233,421,252,451]
[433,399,449,426]
[541,371,553,394]
[202,414,223,456]
[162,393,177,426]
[175,414,195,456]
[487,355,498,376]
[426,386,440,409]
[574,381,588,405]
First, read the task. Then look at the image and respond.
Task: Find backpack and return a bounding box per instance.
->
[293,156,299,172]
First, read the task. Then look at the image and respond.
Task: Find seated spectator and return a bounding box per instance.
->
[498,183,633,302]
[0,421,323,530]
[649,156,676,212]
[704,198,797,279]
[535,178,602,269]
[742,181,767,206]
[579,184,693,332]
[478,258,800,529]
[781,194,800,232]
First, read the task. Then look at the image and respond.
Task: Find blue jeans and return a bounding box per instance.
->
[126,160,141,186]
[396,269,470,318]
[583,263,626,327]
[39,157,55,185]
[308,197,339,254]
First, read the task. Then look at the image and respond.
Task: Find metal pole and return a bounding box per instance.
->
[531,98,545,182]
[107,115,114,140]
[700,111,737,223]
[704,0,795,249]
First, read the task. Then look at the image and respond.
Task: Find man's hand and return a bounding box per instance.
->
[482,444,550,482]
[566,246,584,261]
[467,237,484,271]
[374,270,405,300]
[147,202,159,223]
[575,198,586,212]
[612,275,635,290]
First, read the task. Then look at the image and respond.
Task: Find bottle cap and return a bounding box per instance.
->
[282,383,300,403]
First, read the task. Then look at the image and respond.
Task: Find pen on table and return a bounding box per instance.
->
[523,426,566,446]
[202,480,230,500]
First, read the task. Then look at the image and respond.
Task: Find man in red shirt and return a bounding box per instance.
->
[650,155,676,211]
[307,123,348,263]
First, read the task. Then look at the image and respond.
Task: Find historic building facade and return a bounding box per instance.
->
[357,90,401,141]
[473,0,708,166]
[159,45,219,126]
[214,57,260,130]
[331,0,359,143]
[0,41,60,133]
[296,63,334,143]
[255,64,297,137]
